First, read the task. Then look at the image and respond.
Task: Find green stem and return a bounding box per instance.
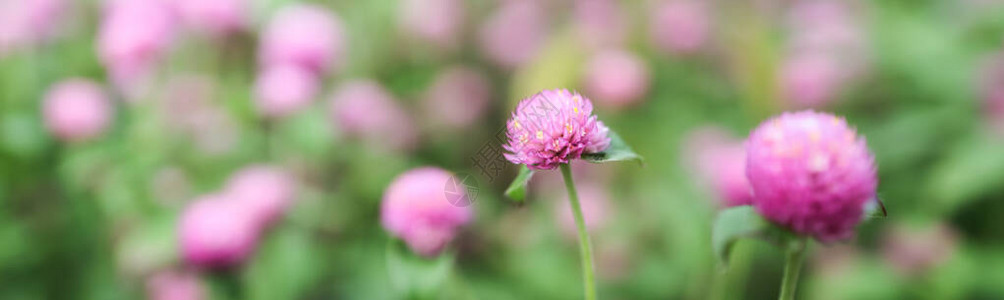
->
[778,238,807,300]
[560,164,597,300]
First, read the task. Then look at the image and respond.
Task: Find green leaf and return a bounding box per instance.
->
[581,129,643,165]
[712,206,798,266]
[863,198,888,219]
[504,166,535,202]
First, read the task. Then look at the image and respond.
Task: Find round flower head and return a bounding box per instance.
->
[0,0,66,55]
[422,66,491,129]
[503,89,611,170]
[146,270,205,300]
[98,0,176,95]
[478,0,546,68]
[573,0,627,49]
[583,49,650,108]
[381,167,473,257]
[881,222,958,277]
[259,4,344,75]
[650,0,711,55]
[329,80,417,152]
[780,53,845,108]
[43,79,113,142]
[746,110,877,242]
[399,0,464,49]
[178,194,260,268]
[253,64,319,119]
[684,127,752,207]
[224,165,297,227]
[175,0,247,35]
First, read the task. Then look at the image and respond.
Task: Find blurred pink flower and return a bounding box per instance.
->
[779,53,845,108]
[98,0,177,96]
[746,111,877,242]
[381,167,473,257]
[178,195,260,268]
[573,0,627,49]
[147,270,205,300]
[225,165,297,227]
[979,53,1004,136]
[259,4,344,76]
[650,0,710,55]
[254,64,319,119]
[786,0,866,57]
[422,67,492,129]
[503,89,611,170]
[0,0,67,56]
[683,127,752,207]
[583,49,651,109]
[399,0,464,49]
[175,0,247,35]
[43,79,113,142]
[881,223,958,277]
[478,0,547,68]
[329,80,418,152]
[555,183,610,238]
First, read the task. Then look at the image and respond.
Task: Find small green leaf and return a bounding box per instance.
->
[581,129,643,165]
[863,198,888,219]
[712,206,798,266]
[504,166,535,202]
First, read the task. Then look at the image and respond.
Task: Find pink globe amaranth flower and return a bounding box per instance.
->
[43,79,113,142]
[147,270,205,300]
[254,64,319,119]
[478,0,547,68]
[259,4,344,76]
[684,127,752,207]
[98,0,177,96]
[381,167,473,257]
[329,80,418,152]
[399,0,464,49]
[583,49,651,109]
[423,67,491,129]
[503,89,611,170]
[978,53,1004,136]
[779,53,845,108]
[0,0,67,55]
[224,165,297,227]
[555,184,610,239]
[881,223,958,277]
[746,110,877,242]
[178,195,260,268]
[573,0,627,49]
[174,0,247,35]
[651,0,711,55]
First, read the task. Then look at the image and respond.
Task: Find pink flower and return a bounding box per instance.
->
[0,0,67,55]
[555,183,610,238]
[224,165,297,227]
[43,79,113,142]
[175,0,247,35]
[146,270,205,300]
[422,67,492,129]
[381,167,473,257]
[98,0,176,95]
[399,0,464,48]
[573,0,627,49]
[478,1,547,68]
[779,53,845,108]
[259,4,344,76]
[979,53,1004,136]
[683,127,752,207]
[253,64,319,119]
[746,110,877,242]
[650,0,710,55]
[178,195,260,268]
[583,49,650,108]
[503,89,611,170]
[881,223,958,277]
[329,80,418,152]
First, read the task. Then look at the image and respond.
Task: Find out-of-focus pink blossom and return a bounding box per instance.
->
[574,0,627,49]
[423,67,492,129]
[779,53,845,108]
[881,223,958,277]
[178,195,260,268]
[329,80,418,152]
[399,0,464,49]
[503,89,611,170]
[979,53,1004,136]
[43,79,113,142]
[254,64,319,119]
[225,165,297,227]
[175,0,247,35]
[259,4,344,75]
[650,0,711,55]
[583,49,651,108]
[0,0,67,56]
[147,270,205,300]
[683,126,752,207]
[478,1,547,68]
[812,244,860,278]
[381,167,473,257]
[555,184,610,239]
[98,0,177,96]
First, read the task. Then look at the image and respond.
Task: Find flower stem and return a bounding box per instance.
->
[560,164,597,300]
[778,238,807,300]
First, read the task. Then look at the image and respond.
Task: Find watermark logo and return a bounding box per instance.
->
[445,172,479,207]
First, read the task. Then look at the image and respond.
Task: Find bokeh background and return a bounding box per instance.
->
[2,0,1004,299]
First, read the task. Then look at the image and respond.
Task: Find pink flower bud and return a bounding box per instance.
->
[881,223,958,277]
[253,64,319,119]
[555,184,610,239]
[98,0,176,95]
[175,0,247,35]
[42,79,112,142]
[583,49,650,108]
[650,0,710,55]
[399,0,464,49]
[178,195,260,268]
[329,80,418,152]
[146,270,205,300]
[225,165,297,227]
[422,67,491,129]
[478,1,547,68]
[381,167,473,257]
[0,0,67,55]
[779,53,844,108]
[503,89,611,170]
[746,111,877,242]
[683,127,752,207]
[259,4,344,75]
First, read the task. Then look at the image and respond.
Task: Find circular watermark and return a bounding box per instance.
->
[445,172,479,207]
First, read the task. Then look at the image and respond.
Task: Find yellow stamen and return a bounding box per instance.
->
[536,130,544,140]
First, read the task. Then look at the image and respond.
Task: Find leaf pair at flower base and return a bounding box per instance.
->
[504,130,643,202]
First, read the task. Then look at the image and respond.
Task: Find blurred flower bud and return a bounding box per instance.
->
[979,53,1004,136]
[259,4,344,76]
[146,270,205,300]
[43,79,112,142]
[779,53,844,108]
[683,126,752,207]
[478,0,547,68]
[178,195,260,268]
[381,167,473,257]
[573,0,627,49]
[650,0,710,55]
[174,0,247,35]
[254,64,319,119]
[399,0,464,49]
[329,80,418,152]
[0,0,67,56]
[555,183,610,239]
[225,165,297,227]
[881,222,958,277]
[811,243,860,278]
[98,0,177,97]
[583,49,651,109]
[422,66,491,129]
